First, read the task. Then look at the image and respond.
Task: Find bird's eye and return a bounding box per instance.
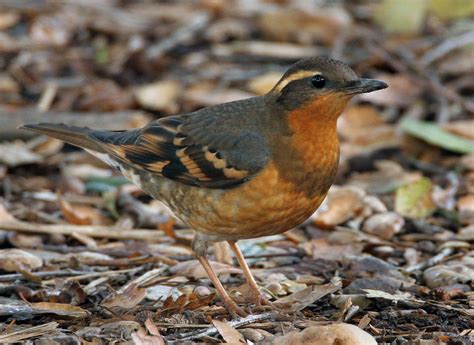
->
[311,75,326,88]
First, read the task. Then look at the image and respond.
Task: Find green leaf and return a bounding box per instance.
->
[85,181,116,193]
[400,118,474,154]
[395,177,437,219]
[375,0,428,34]
[95,45,109,65]
[87,176,130,187]
[102,190,120,219]
[429,0,474,20]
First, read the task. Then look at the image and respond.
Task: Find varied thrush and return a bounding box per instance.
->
[22,57,387,318]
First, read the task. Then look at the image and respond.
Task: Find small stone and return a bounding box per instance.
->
[362,212,405,240]
[0,249,42,272]
[424,264,474,288]
[273,324,376,345]
[239,328,265,342]
[457,194,474,225]
[194,285,212,297]
[363,195,388,213]
[372,245,395,257]
[134,80,180,112]
[458,225,474,241]
[266,282,286,296]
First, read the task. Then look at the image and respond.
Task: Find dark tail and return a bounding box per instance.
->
[19,123,106,153]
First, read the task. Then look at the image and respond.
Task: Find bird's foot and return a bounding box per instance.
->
[223,296,248,318]
[254,292,272,307]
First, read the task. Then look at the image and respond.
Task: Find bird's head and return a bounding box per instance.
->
[269,57,387,120]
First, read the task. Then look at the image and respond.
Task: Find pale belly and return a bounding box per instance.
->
[145,163,329,241]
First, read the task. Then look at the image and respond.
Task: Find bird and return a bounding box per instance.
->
[21,57,387,318]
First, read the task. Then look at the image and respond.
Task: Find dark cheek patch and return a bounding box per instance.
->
[277,80,316,111]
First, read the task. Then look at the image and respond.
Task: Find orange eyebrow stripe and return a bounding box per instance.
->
[273,70,320,93]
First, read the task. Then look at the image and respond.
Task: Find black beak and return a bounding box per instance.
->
[343,78,388,95]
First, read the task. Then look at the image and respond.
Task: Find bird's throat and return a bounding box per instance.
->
[287,100,341,173]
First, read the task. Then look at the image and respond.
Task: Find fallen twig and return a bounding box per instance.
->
[42,267,142,285]
[146,12,210,60]
[421,30,474,66]
[0,270,90,282]
[81,254,178,267]
[404,247,454,273]
[0,322,58,343]
[176,311,275,341]
[0,220,166,242]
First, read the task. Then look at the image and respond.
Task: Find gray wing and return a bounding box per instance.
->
[90,99,270,188]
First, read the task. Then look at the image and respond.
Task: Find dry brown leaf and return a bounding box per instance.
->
[185,83,255,107]
[338,105,399,151]
[443,120,474,141]
[28,136,64,156]
[0,249,42,272]
[183,292,216,310]
[145,318,164,338]
[78,80,134,112]
[100,321,140,339]
[0,141,42,167]
[0,203,16,222]
[135,80,180,112]
[146,285,177,301]
[313,186,365,228]
[362,212,405,240]
[247,71,282,95]
[339,105,386,133]
[424,263,474,288]
[0,73,19,93]
[161,292,216,315]
[131,327,165,345]
[273,323,376,345]
[0,12,20,30]
[457,194,474,225]
[347,160,421,194]
[274,281,341,311]
[205,18,251,42]
[62,164,113,180]
[59,199,111,225]
[0,322,58,344]
[30,302,89,319]
[212,41,320,59]
[309,238,364,260]
[102,283,146,310]
[437,47,474,75]
[8,233,44,249]
[458,225,474,241]
[212,319,245,343]
[258,7,351,44]
[359,74,421,107]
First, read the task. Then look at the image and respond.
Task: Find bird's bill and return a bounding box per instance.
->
[342,78,388,94]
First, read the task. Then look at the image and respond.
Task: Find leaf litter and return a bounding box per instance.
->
[0,0,473,344]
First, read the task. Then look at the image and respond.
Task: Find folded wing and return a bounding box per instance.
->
[90,115,269,189]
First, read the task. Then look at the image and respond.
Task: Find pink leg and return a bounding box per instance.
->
[228,240,271,306]
[196,254,247,318]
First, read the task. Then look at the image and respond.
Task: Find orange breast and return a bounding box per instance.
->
[178,162,328,240]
